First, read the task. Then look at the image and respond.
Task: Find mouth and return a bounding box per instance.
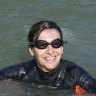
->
[45,57,56,63]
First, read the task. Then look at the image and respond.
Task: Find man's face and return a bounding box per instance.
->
[29,29,63,72]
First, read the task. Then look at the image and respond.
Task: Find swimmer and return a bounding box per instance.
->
[0,20,96,94]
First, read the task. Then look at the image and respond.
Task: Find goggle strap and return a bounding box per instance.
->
[29,42,34,46]
[63,41,67,44]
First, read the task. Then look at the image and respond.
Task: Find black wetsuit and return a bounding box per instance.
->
[0,59,96,94]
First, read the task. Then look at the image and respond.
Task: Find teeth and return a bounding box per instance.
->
[46,57,55,60]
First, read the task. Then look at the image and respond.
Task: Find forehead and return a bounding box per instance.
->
[37,29,61,41]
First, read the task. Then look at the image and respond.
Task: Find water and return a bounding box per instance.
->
[0,0,96,95]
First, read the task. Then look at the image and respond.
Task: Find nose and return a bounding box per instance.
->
[46,45,54,55]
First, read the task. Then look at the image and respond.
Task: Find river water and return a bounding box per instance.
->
[0,0,96,96]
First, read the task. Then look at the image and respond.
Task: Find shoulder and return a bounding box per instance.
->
[1,59,37,73]
[0,59,37,81]
[19,59,36,67]
[61,59,78,68]
[13,59,37,73]
[61,59,91,79]
[61,59,88,74]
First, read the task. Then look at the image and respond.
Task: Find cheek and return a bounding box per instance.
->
[57,47,63,55]
[33,49,45,57]
[61,47,64,54]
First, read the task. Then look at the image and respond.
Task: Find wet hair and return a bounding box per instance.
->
[28,20,63,42]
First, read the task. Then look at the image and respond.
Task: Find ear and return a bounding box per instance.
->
[28,46,35,56]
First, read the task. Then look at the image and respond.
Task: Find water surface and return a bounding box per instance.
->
[0,0,96,95]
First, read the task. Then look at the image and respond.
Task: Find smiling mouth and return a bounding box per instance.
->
[46,57,55,60]
[45,57,56,62]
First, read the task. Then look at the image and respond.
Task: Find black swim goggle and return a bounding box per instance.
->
[29,38,67,49]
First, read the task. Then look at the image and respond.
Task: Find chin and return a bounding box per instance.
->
[46,64,58,71]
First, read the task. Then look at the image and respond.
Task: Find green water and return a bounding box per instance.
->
[0,0,96,95]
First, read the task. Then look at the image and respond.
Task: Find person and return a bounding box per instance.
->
[0,20,96,94]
